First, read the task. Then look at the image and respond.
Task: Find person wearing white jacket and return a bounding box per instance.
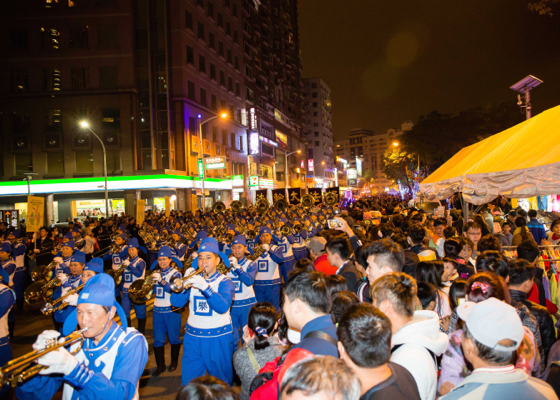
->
[371,272,449,400]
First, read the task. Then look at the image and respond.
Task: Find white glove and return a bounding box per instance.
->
[187,275,209,291]
[53,257,63,264]
[38,347,78,376]
[63,293,79,306]
[261,244,270,252]
[122,259,130,266]
[229,257,238,268]
[33,330,61,351]
[61,286,71,296]
[151,272,161,282]
[57,273,68,285]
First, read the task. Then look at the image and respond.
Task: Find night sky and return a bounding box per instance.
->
[299,0,560,140]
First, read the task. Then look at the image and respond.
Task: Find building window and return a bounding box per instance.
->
[314,132,319,137]
[199,55,206,73]
[196,0,204,7]
[239,136,243,151]
[212,126,217,142]
[11,70,29,92]
[40,28,60,50]
[106,149,121,172]
[220,99,226,110]
[228,76,233,92]
[69,26,89,49]
[219,70,225,86]
[200,87,207,106]
[97,25,117,48]
[234,56,239,70]
[185,10,193,30]
[186,45,194,64]
[47,152,64,174]
[230,132,235,149]
[15,153,33,174]
[313,122,319,127]
[233,30,238,44]
[226,22,231,36]
[313,102,317,107]
[222,131,227,145]
[313,111,318,117]
[75,151,93,173]
[217,12,223,28]
[312,92,318,98]
[207,1,214,18]
[227,49,232,64]
[197,22,205,41]
[235,82,240,97]
[315,141,320,146]
[209,32,215,49]
[211,94,217,110]
[244,42,251,56]
[218,41,224,57]
[10,29,28,49]
[210,63,216,80]
[188,81,195,101]
[232,3,238,17]
[71,67,90,89]
[99,65,118,88]
[245,65,253,79]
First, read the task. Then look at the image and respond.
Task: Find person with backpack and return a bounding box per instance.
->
[233,302,284,400]
[370,272,448,400]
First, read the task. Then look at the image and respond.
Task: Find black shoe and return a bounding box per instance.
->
[168,344,182,372]
[137,318,146,335]
[152,346,167,377]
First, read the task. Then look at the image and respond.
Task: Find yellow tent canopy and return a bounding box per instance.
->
[420,105,560,205]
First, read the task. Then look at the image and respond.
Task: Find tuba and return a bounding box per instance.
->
[324,191,338,206]
[301,194,315,209]
[256,198,269,215]
[128,269,158,304]
[279,225,292,236]
[212,201,226,214]
[230,200,243,214]
[273,199,289,214]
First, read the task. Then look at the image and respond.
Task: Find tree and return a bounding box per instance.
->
[382,147,418,193]
[528,0,559,15]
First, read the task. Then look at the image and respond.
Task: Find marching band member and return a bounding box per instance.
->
[62,258,105,310]
[53,250,86,332]
[186,231,208,258]
[102,234,129,299]
[0,267,14,398]
[219,224,236,254]
[226,235,257,350]
[170,238,235,386]
[0,243,17,339]
[8,230,26,311]
[291,220,309,261]
[120,238,147,335]
[276,218,296,283]
[253,227,284,311]
[149,246,183,376]
[53,240,74,276]
[16,274,148,400]
[171,229,187,261]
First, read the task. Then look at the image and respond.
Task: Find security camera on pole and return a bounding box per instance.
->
[510,75,543,120]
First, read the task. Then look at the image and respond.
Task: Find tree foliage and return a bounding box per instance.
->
[398,102,523,174]
[528,0,559,16]
[382,147,418,193]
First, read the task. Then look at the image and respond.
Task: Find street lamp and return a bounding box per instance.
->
[198,112,228,212]
[79,120,110,218]
[392,141,399,147]
[284,149,301,196]
[510,75,543,120]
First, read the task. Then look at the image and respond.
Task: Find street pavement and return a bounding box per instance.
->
[5,306,241,400]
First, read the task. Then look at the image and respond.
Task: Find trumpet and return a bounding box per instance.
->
[0,327,88,388]
[169,266,205,293]
[41,282,85,315]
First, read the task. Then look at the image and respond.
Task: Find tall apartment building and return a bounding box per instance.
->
[303,77,334,188]
[0,0,304,222]
[335,121,413,190]
[243,0,306,199]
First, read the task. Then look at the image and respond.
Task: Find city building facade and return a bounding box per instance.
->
[303,77,334,188]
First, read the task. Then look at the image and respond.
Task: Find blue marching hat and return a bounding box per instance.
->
[0,243,11,253]
[191,237,230,272]
[189,231,208,248]
[84,257,104,274]
[10,229,21,239]
[150,245,183,270]
[62,273,128,336]
[63,240,75,249]
[0,268,9,284]
[64,232,74,240]
[255,226,278,244]
[70,250,86,264]
[127,237,147,254]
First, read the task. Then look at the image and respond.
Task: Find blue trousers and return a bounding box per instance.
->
[153,311,182,347]
[279,257,296,283]
[0,338,12,398]
[254,284,281,312]
[182,332,233,386]
[13,271,25,299]
[231,303,253,351]
[121,291,147,319]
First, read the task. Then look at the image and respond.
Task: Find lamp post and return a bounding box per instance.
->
[197,112,228,212]
[510,75,543,120]
[79,121,110,218]
[284,149,301,197]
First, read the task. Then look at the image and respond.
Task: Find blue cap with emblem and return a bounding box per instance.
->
[226,235,253,257]
[191,237,230,272]
[189,231,208,248]
[71,250,86,264]
[0,243,11,253]
[84,257,104,274]
[150,245,183,270]
[255,226,278,244]
[63,240,75,249]
[64,232,74,240]
[127,237,147,254]
[62,273,128,336]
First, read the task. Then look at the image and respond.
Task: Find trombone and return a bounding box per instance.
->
[41,282,85,315]
[0,327,88,387]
